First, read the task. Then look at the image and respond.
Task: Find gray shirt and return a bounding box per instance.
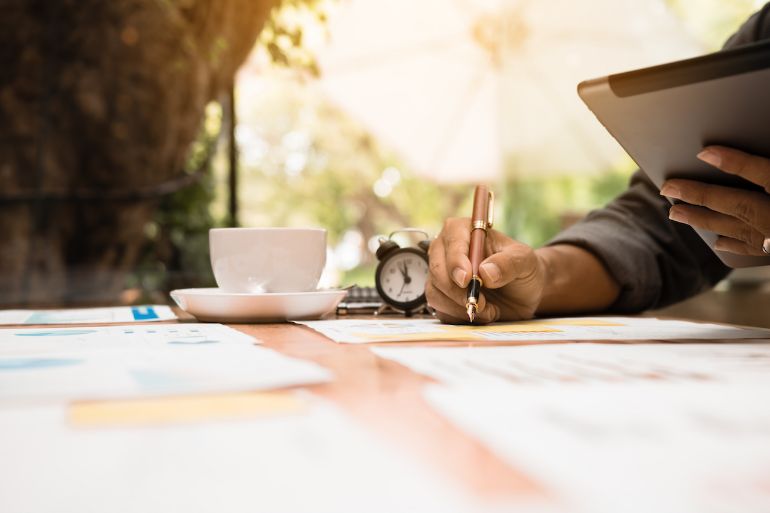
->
[548,4,770,312]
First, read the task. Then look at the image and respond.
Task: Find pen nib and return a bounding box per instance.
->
[467,303,476,323]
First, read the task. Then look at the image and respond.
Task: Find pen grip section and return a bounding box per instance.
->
[467,277,482,302]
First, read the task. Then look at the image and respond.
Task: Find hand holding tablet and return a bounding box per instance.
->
[579,39,770,267]
[662,146,770,257]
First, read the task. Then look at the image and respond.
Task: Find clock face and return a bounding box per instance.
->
[375,249,429,309]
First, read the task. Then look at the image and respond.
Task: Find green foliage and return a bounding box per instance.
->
[259,0,328,75]
[498,169,633,248]
[664,0,760,50]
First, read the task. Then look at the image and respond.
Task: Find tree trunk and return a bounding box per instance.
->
[0,0,275,305]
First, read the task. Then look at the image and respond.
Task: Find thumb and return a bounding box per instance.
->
[477,232,538,289]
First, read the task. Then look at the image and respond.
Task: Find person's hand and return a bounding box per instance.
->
[661,146,770,256]
[426,217,546,324]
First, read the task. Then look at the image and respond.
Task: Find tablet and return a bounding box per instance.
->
[578,39,770,268]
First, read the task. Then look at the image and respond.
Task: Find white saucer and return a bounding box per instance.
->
[170,288,347,323]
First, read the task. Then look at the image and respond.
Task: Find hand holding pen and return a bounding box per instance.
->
[425,186,548,324]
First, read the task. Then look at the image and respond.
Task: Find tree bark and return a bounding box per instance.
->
[0,0,275,305]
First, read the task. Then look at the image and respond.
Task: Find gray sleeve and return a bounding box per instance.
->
[722,3,770,49]
[548,171,729,312]
[546,4,770,312]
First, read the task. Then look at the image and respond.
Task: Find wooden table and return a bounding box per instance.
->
[229,320,541,499]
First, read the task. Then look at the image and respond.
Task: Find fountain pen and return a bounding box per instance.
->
[466,185,494,323]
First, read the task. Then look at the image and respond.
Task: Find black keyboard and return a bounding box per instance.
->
[336,286,383,314]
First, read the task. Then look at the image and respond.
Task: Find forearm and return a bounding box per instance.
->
[535,244,621,316]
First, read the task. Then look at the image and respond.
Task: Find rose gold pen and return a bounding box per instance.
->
[466,185,494,323]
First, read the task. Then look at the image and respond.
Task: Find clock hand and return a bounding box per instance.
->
[403,262,412,284]
[399,262,409,284]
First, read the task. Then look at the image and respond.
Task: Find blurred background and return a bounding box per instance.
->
[1,0,765,306]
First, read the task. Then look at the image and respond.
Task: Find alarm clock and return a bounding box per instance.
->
[374,229,431,315]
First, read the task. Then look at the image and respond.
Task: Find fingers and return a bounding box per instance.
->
[662,147,770,252]
[428,218,469,298]
[477,230,539,289]
[427,218,496,323]
[442,218,473,287]
[425,280,463,321]
[714,236,768,257]
[429,218,472,286]
[433,309,469,325]
[425,280,494,323]
[668,204,766,249]
[698,146,770,194]
[660,180,770,233]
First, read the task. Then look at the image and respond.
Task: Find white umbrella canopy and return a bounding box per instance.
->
[316,0,703,183]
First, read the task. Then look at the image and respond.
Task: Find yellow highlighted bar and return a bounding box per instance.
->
[538,319,624,327]
[351,318,625,341]
[475,325,561,333]
[69,390,305,428]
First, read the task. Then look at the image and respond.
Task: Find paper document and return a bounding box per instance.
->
[0,324,330,403]
[0,305,176,325]
[297,317,770,344]
[0,400,536,513]
[426,383,770,513]
[373,342,770,386]
[377,341,770,511]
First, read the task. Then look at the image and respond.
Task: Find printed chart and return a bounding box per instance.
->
[0,324,330,402]
[0,305,176,325]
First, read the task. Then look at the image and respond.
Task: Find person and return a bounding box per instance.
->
[426,4,770,324]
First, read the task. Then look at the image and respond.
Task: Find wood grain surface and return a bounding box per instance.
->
[233,320,544,500]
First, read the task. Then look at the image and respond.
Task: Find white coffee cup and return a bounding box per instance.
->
[209,227,327,293]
